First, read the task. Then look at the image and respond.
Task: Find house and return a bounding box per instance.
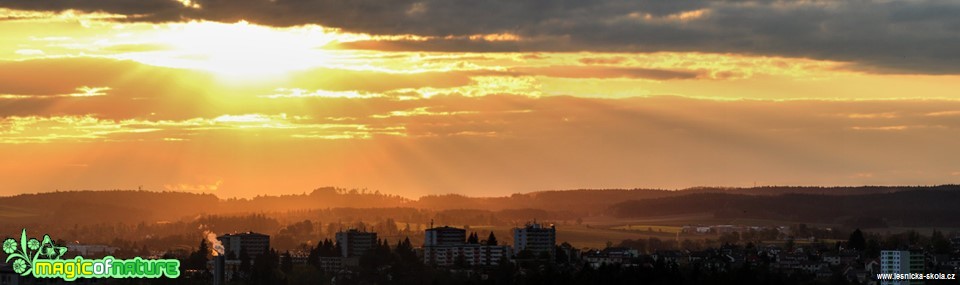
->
[815,266,834,279]
[798,261,825,273]
[776,252,808,269]
[583,247,640,268]
[702,256,731,272]
[822,253,842,266]
[839,250,861,265]
[652,250,684,264]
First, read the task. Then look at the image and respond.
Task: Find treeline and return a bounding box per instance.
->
[610,189,960,228]
[415,185,960,212]
[5,185,960,235]
[0,190,220,226]
[679,185,954,196]
[220,187,411,213]
[414,189,675,213]
[7,185,953,223]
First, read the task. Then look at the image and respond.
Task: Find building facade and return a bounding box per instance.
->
[425,226,466,247]
[218,232,270,259]
[881,250,924,285]
[513,222,556,258]
[423,226,511,267]
[424,244,512,267]
[584,247,640,269]
[335,229,377,258]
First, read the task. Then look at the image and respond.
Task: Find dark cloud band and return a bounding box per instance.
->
[3,0,959,74]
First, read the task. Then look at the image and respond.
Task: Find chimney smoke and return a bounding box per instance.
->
[204,230,225,256]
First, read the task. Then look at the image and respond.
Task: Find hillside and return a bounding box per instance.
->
[609,187,960,228]
[1,185,957,228]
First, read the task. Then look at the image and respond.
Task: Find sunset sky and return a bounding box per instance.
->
[1,1,959,198]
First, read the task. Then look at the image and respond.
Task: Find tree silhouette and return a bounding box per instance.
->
[187,238,210,270]
[250,249,280,285]
[931,229,951,254]
[848,229,866,251]
[486,232,498,246]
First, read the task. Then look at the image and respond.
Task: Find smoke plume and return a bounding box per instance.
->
[204,230,225,256]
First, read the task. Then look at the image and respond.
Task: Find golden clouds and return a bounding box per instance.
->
[844,112,899,119]
[624,9,710,23]
[0,12,849,85]
[0,94,959,197]
[0,113,407,144]
[0,115,161,144]
[5,93,958,144]
[173,0,202,10]
[0,8,126,22]
[260,89,383,99]
[370,107,478,119]
[0,86,110,99]
[4,13,948,105]
[2,9,960,197]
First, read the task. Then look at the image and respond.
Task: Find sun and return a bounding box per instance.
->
[115,21,344,80]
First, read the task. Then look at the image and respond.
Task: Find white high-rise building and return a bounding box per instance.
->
[880,250,924,285]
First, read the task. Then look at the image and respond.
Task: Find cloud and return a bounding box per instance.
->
[0,113,409,143]
[0,86,110,99]
[511,66,701,80]
[578,57,628,65]
[0,57,214,96]
[4,0,957,73]
[26,94,956,144]
[370,107,478,119]
[848,125,911,131]
[925,110,960,117]
[0,57,511,119]
[286,67,486,93]
[99,43,171,53]
[2,94,960,196]
[842,112,899,119]
[14,49,44,55]
[260,88,384,99]
[0,57,227,119]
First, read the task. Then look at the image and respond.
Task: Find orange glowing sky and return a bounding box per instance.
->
[1,2,959,198]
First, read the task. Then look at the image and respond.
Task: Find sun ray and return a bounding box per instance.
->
[109,21,351,80]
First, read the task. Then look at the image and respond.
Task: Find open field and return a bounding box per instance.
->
[863,227,960,235]
[556,225,678,249]
[581,213,716,226]
[0,205,41,219]
[584,213,841,229]
[610,225,683,234]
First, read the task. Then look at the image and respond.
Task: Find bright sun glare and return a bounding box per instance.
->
[116,21,344,80]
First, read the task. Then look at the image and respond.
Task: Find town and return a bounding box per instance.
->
[6,220,960,285]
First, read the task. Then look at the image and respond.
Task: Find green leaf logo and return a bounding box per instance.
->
[3,229,67,276]
[1,238,15,254]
